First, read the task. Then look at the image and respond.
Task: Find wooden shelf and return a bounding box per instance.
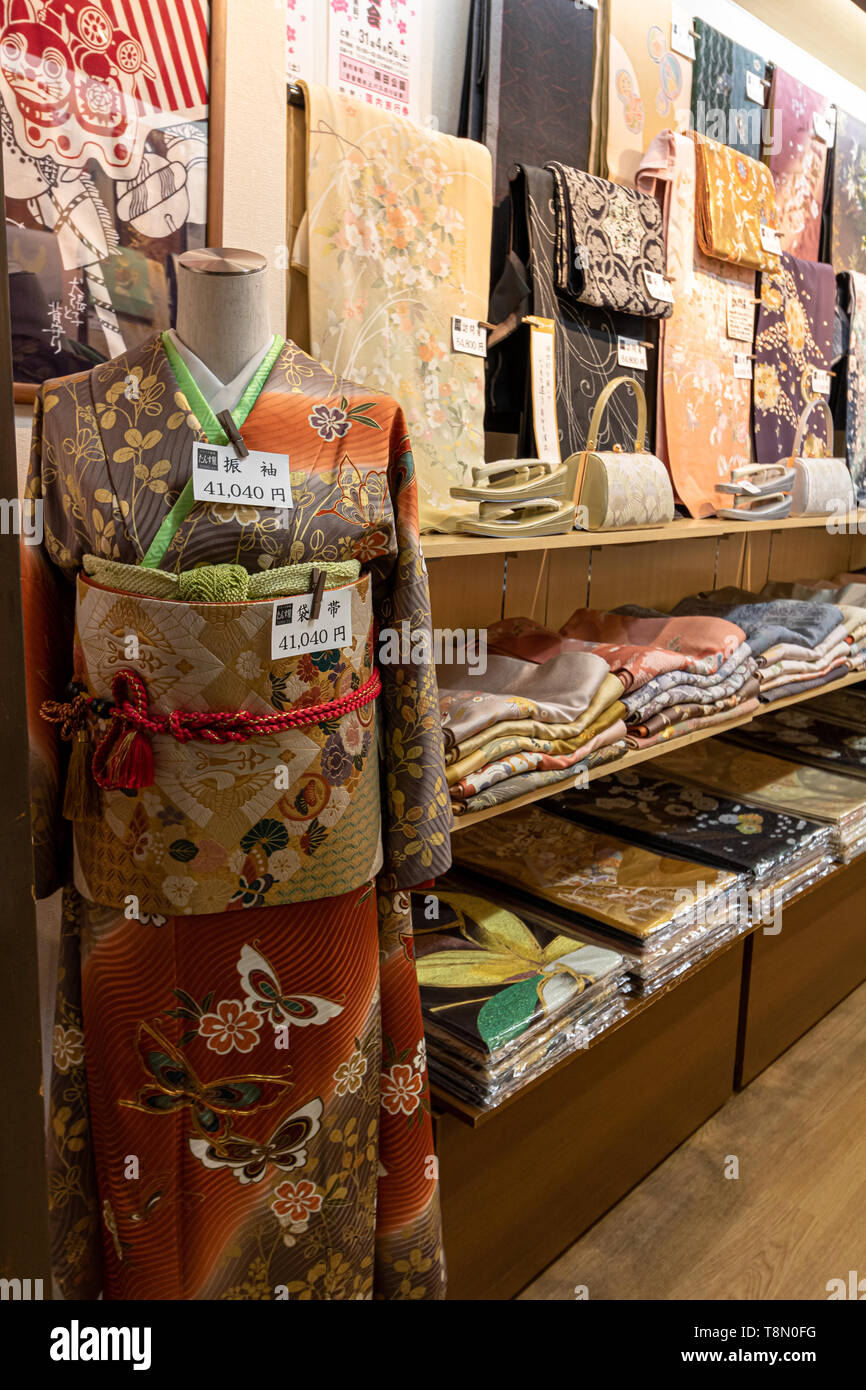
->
[422,512,866,560]
[449,670,866,832]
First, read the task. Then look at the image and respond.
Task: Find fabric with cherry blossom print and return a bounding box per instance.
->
[302,82,492,531]
[753,253,835,464]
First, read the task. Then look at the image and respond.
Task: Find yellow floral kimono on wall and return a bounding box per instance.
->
[23,331,451,1300]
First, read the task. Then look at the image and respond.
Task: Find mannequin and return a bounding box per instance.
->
[174,247,272,385]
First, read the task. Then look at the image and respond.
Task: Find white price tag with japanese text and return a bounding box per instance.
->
[617,336,648,371]
[528,317,562,465]
[193,442,293,509]
[727,288,755,342]
[644,269,674,303]
[271,588,353,661]
[760,224,782,255]
[745,70,765,104]
[451,315,488,358]
[670,16,696,61]
[811,367,832,396]
[733,353,753,380]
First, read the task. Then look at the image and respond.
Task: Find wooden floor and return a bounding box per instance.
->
[520,982,866,1301]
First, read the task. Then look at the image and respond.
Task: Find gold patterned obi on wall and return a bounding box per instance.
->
[67,568,382,914]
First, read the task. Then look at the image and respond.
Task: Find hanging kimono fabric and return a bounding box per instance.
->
[690,20,768,163]
[823,110,866,272]
[301,84,491,532]
[23,331,451,1301]
[753,253,836,464]
[458,0,597,284]
[595,0,693,186]
[835,271,866,501]
[487,164,657,459]
[636,132,754,516]
[764,68,831,262]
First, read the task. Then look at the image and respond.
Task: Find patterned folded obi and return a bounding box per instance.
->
[693,132,780,272]
[66,560,382,914]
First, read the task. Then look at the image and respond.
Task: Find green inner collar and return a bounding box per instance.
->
[141,332,285,569]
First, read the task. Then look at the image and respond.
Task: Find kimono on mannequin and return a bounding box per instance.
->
[23,329,451,1301]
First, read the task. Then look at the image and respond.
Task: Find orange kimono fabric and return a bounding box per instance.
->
[24,333,449,1300]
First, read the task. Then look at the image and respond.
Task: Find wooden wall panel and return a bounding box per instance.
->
[502,551,553,621]
[544,549,592,628]
[738,858,866,1087]
[586,537,718,613]
[427,554,505,631]
[765,529,855,585]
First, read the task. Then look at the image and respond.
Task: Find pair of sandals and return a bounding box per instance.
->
[714,464,795,520]
[449,459,576,536]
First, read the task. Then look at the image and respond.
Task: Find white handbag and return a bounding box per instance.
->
[788,399,856,518]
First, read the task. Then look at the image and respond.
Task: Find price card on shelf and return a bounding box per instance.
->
[644,269,674,303]
[271,588,353,661]
[760,223,782,255]
[617,336,648,371]
[813,108,836,146]
[193,442,293,509]
[527,316,562,465]
[733,353,753,380]
[745,70,766,104]
[727,288,755,342]
[811,367,832,396]
[670,15,696,60]
[451,316,488,358]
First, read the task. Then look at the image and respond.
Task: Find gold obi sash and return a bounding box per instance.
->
[62,566,382,915]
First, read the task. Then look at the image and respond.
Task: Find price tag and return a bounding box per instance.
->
[745,69,766,104]
[727,288,755,342]
[528,317,562,465]
[670,17,696,61]
[617,336,648,371]
[574,0,598,10]
[271,587,353,661]
[192,441,293,509]
[451,315,487,358]
[811,367,832,396]
[733,353,753,380]
[760,223,782,255]
[644,269,674,303]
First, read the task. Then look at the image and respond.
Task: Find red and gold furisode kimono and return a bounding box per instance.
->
[23,331,452,1300]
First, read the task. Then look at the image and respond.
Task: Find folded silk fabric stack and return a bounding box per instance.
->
[439,649,629,817]
[451,805,747,997]
[723,704,866,784]
[671,589,854,702]
[758,580,866,673]
[549,765,834,910]
[555,608,758,747]
[413,885,627,1108]
[660,740,866,864]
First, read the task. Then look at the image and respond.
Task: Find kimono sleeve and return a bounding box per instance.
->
[22,387,77,898]
[375,410,453,890]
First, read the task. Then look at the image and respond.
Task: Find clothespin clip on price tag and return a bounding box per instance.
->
[216,410,250,460]
[309,567,326,621]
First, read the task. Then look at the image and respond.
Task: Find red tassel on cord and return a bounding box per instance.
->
[103,725,155,789]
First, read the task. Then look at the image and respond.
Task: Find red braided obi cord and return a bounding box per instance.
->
[43,666,382,792]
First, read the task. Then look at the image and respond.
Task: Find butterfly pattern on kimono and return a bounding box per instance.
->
[121,1021,293,1147]
[188,1099,325,1185]
[237,943,344,1035]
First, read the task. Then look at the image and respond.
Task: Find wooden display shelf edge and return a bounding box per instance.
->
[449,670,866,833]
[421,512,866,559]
[430,846,855,1130]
